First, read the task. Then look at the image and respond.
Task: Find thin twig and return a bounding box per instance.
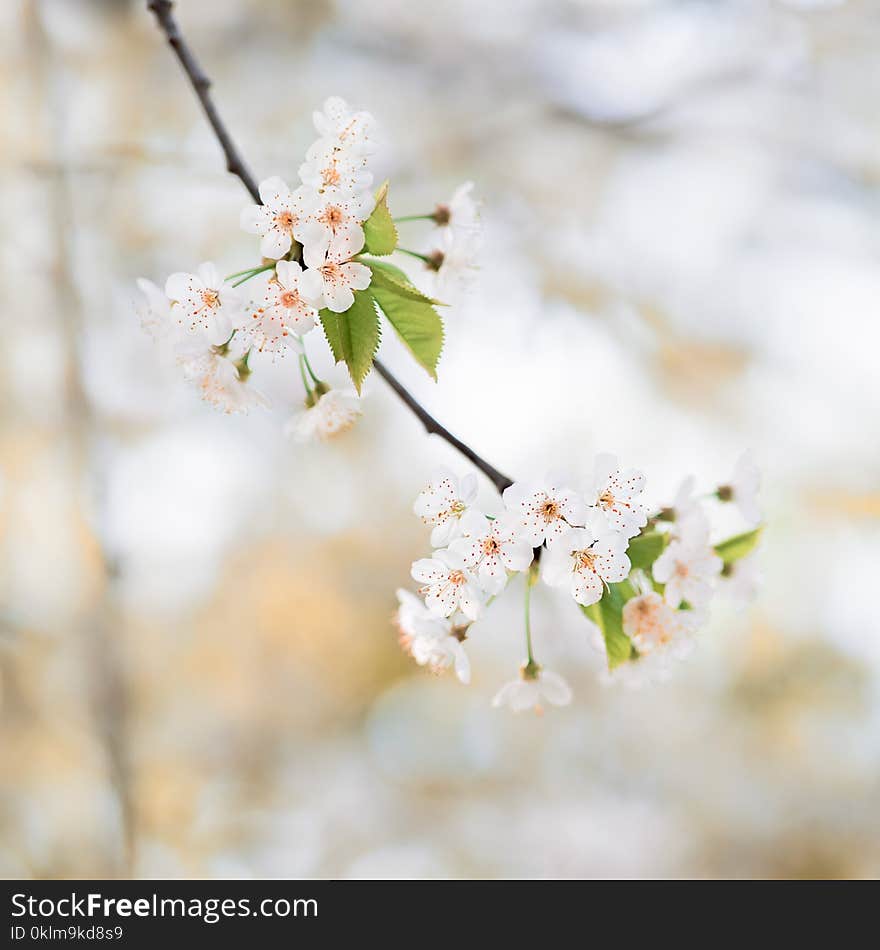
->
[32,3,135,875]
[145,0,515,494]
[147,0,259,202]
[371,361,513,493]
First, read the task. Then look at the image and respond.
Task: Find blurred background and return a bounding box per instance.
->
[2,0,879,879]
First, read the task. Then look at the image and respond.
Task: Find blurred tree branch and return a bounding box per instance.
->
[146,0,260,201]
[145,0,514,494]
[29,0,135,877]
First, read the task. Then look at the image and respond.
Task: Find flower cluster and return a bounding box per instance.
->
[135,91,764,716]
[395,453,763,712]
[134,97,482,436]
[416,181,483,300]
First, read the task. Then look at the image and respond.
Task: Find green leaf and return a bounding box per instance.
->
[626,531,667,571]
[365,259,442,305]
[319,291,381,393]
[362,181,398,256]
[580,580,637,670]
[320,311,345,364]
[714,526,763,565]
[370,284,444,380]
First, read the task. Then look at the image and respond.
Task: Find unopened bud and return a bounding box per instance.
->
[426,249,445,272]
[233,354,252,381]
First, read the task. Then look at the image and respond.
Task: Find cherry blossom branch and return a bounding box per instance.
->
[147,0,260,202]
[145,0,514,496]
[371,361,513,493]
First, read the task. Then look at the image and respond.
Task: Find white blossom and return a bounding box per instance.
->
[409,633,471,684]
[298,98,377,201]
[652,538,722,608]
[502,476,588,547]
[411,549,484,621]
[599,648,690,689]
[492,667,572,713]
[311,97,377,153]
[622,592,691,656]
[164,262,242,345]
[585,453,648,539]
[413,469,479,547]
[395,591,471,685]
[670,475,699,521]
[245,261,317,352]
[448,511,534,594]
[395,588,449,641]
[718,554,762,608]
[435,181,480,234]
[299,143,373,198]
[542,526,631,607]
[136,92,770,706]
[176,340,268,414]
[294,190,373,261]
[425,182,483,299]
[720,452,762,526]
[429,226,482,301]
[240,176,312,260]
[665,474,711,544]
[134,278,172,340]
[299,243,372,313]
[286,389,362,443]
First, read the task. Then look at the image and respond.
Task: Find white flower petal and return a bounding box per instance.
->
[429,520,458,548]
[571,569,603,606]
[323,282,354,313]
[477,559,508,595]
[541,540,575,587]
[491,680,521,709]
[509,681,540,712]
[459,472,479,505]
[343,261,372,291]
[411,558,445,584]
[259,176,291,209]
[197,261,219,288]
[274,259,303,287]
[452,643,471,685]
[164,271,198,302]
[539,671,572,706]
[298,268,325,305]
[240,203,269,234]
[424,585,459,619]
[500,539,534,574]
[260,229,292,260]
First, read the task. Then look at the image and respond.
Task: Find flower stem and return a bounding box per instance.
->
[395,247,432,264]
[146,0,516,496]
[298,354,313,398]
[301,346,323,386]
[393,214,434,223]
[524,570,536,666]
[369,360,513,493]
[230,262,276,287]
[234,347,253,381]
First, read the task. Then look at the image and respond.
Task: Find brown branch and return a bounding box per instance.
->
[145,0,515,494]
[147,0,260,202]
[371,361,513,493]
